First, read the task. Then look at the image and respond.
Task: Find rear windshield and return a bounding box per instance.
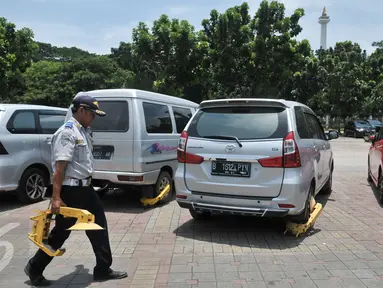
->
[91,100,129,132]
[187,106,288,140]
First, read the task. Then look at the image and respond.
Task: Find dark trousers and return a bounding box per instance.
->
[28,185,113,275]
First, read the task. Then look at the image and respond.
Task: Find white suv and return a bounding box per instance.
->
[174,99,339,223]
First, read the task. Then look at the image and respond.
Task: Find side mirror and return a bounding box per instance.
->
[327,130,339,140]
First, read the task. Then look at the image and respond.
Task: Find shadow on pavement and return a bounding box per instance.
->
[0,191,25,213]
[101,187,176,214]
[173,193,333,249]
[24,265,93,287]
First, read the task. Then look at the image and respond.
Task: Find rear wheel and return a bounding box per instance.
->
[290,184,314,224]
[189,209,211,220]
[155,171,173,205]
[16,167,47,204]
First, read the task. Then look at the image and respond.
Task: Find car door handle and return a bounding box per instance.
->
[44,137,52,143]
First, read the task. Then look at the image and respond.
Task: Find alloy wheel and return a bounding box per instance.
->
[25,174,44,200]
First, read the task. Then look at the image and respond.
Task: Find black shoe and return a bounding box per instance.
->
[93,268,128,281]
[24,261,52,286]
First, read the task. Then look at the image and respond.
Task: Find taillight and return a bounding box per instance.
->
[0,141,8,155]
[177,131,204,164]
[283,131,301,168]
[258,131,301,168]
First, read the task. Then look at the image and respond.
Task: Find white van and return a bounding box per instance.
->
[65,89,199,202]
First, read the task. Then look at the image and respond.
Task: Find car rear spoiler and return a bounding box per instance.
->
[199,99,289,109]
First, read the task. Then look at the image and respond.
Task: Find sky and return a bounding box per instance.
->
[1,0,382,55]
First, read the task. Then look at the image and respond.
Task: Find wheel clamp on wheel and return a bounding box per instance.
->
[140,184,171,207]
[28,207,104,257]
[284,197,323,237]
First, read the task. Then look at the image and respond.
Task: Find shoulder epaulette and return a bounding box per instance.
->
[64,122,73,129]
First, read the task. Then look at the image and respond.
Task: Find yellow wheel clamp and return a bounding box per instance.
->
[284,197,323,237]
[28,207,104,257]
[140,184,171,207]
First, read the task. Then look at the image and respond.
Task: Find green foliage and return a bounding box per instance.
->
[1,1,383,121]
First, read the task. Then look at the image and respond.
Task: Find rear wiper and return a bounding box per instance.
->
[203,135,243,147]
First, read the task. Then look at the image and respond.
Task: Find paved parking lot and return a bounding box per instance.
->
[0,137,383,288]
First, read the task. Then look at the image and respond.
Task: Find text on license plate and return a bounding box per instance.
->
[211,161,251,177]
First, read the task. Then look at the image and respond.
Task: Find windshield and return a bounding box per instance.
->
[355,121,372,128]
[187,106,288,140]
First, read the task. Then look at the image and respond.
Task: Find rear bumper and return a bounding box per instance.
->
[177,201,289,217]
[174,167,309,218]
[92,169,160,186]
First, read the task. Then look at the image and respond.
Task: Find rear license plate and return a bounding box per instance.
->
[92,145,114,160]
[211,161,251,177]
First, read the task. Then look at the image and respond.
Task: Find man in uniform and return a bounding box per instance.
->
[24,94,128,286]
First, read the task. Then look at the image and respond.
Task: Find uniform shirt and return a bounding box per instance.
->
[51,117,94,180]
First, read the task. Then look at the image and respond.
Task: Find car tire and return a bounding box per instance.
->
[16,167,47,204]
[377,172,383,205]
[189,209,211,220]
[290,184,314,224]
[367,159,372,182]
[320,170,333,195]
[155,171,173,205]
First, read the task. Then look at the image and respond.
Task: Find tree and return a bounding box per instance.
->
[0,17,37,102]
[22,56,135,107]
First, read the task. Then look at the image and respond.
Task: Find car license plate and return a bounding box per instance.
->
[211,161,251,177]
[92,145,114,160]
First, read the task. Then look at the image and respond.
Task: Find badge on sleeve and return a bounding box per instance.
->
[65,122,73,129]
[60,131,71,146]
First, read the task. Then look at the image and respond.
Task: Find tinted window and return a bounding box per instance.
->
[188,106,288,140]
[172,106,193,133]
[305,113,325,140]
[143,102,173,133]
[39,114,66,134]
[91,101,129,132]
[294,107,310,139]
[7,111,36,134]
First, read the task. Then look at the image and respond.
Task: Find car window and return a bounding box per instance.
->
[187,106,288,140]
[143,102,173,133]
[294,107,310,139]
[91,100,130,132]
[172,106,193,133]
[7,110,36,134]
[305,113,325,140]
[38,113,66,134]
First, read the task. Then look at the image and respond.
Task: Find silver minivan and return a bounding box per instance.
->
[0,104,67,203]
[65,89,199,203]
[174,98,339,223]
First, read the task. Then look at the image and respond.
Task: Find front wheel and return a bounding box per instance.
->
[320,170,333,195]
[367,159,372,182]
[377,172,383,204]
